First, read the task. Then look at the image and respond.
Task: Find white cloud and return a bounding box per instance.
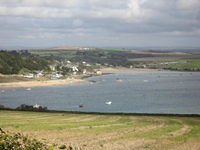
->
[20,0,81,8]
[0,6,73,18]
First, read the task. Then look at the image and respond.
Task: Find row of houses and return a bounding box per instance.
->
[135,61,184,68]
[49,61,91,71]
[22,60,95,79]
[22,71,43,78]
[22,72,63,79]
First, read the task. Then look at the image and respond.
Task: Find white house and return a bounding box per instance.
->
[72,66,79,72]
[83,69,87,74]
[23,73,35,78]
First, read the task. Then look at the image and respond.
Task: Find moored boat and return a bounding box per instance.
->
[79,104,84,107]
[106,101,112,105]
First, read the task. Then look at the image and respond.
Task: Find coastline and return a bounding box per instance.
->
[0,78,87,89]
[100,68,159,73]
[0,68,158,89]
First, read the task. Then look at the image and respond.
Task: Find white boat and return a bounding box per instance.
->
[26,88,31,91]
[106,101,112,105]
[33,103,40,108]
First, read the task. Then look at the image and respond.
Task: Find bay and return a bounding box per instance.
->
[1,71,200,114]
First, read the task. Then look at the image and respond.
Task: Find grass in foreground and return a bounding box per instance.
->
[0,110,200,150]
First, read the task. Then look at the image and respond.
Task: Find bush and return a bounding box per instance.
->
[0,128,78,150]
[15,104,48,112]
[0,128,48,150]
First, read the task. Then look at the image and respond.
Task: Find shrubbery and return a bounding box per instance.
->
[15,104,48,112]
[0,104,48,112]
[0,128,48,150]
[0,128,76,150]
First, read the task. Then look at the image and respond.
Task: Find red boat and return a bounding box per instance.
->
[117,79,123,82]
[79,104,84,107]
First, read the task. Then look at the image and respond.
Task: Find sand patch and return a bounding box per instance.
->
[0,78,86,88]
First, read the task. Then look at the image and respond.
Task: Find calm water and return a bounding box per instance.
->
[1,71,200,114]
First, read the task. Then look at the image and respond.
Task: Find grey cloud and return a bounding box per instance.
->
[0,0,200,47]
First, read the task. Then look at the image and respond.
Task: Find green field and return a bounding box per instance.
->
[0,75,50,83]
[28,48,200,71]
[101,48,129,52]
[0,75,35,83]
[0,110,200,149]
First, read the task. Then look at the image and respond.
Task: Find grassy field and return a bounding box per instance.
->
[128,51,200,70]
[0,75,36,83]
[0,110,200,150]
[0,74,51,83]
[28,48,200,71]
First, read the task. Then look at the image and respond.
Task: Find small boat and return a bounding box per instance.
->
[106,101,112,105]
[26,88,31,91]
[117,80,123,82]
[116,78,123,82]
[79,104,84,107]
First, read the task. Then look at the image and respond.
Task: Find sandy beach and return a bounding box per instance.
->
[0,78,86,89]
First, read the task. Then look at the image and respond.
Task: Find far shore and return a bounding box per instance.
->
[100,68,160,73]
[0,68,159,89]
[0,78,87,89]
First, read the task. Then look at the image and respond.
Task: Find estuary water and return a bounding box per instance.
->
[1,71,200,114]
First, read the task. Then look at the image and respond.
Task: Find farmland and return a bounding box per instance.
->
[30,47,200,71]
[0,110,200,149]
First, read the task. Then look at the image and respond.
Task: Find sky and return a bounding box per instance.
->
[0,0,200,48]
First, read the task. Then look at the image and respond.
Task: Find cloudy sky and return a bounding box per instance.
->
[0,0,200,48]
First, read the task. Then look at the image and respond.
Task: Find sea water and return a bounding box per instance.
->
[1,71,200,114]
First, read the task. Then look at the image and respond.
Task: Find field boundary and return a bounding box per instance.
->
[1,108,200,117]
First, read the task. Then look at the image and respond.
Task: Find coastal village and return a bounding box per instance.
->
[22,60,102,80]
[21,59,189,80]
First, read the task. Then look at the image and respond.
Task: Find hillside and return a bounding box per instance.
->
[30,47,200,71]
[1,47,200,76]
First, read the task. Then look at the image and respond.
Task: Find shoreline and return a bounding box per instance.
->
[99,68,160,73]
[0,68,166,89]
[0,78,87,89]
[0,109,199,117]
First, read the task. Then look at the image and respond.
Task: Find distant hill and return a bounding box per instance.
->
[1,45,200,52]
[41,46,93,51]
[101,46,200,52]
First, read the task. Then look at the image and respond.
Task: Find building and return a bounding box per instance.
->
[96,70,102,75]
